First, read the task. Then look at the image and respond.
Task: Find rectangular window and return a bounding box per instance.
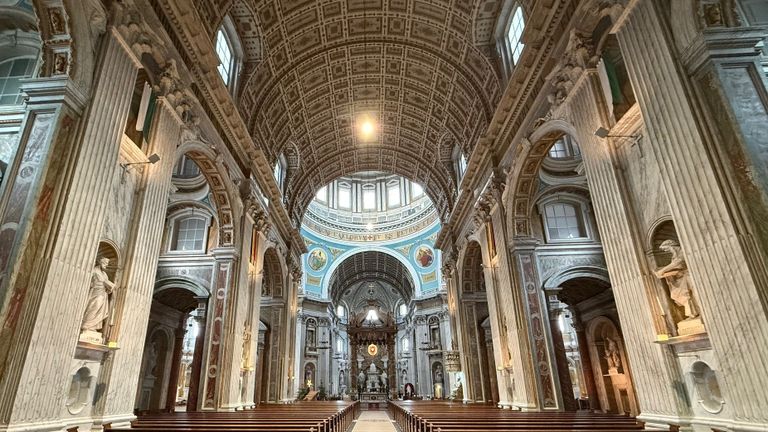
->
[412,182,424,198]
[387,184,400,207]
[362,188,376,210]
[0,57,36,105]
[506,6,525,66]
[216,29,233,85]
[338,186,351,209]
[545,203,584,240]
[316,185,327,202]
[173,217,207,251]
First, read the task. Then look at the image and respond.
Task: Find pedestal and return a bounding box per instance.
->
[677,318,705,336]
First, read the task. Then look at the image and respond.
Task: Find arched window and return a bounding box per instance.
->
[336,338,343,353]
[547,135,581,160]
[496,2,525,76]
[214,16,243,93]
[274,153,287,193]
[171,216,209,252]
[452,145,468,186]
[399,303,408,317]
[543,202,586,241]
[0,56,36,105]
[173,155,201,178]
[402,338,409,352]
[336,304,345,318]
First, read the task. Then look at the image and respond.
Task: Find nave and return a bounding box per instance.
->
[116,401,650,432]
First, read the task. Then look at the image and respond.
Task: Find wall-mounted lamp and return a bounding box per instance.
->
[120,153,160,183]
[594,127,639,140]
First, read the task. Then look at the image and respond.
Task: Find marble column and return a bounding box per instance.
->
[95,94,183,426]
[483,199,541,410]
[572,312,599,411]
[165,316,187,412]
[241,214,268,408]
[616,2,768,427]
[547,299,577,411]
[1,30,142,431]
[187,300,208,412]
[565,69,689,427]
[201,247,239,410]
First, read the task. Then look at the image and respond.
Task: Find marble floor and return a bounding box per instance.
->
[350,410,398,432]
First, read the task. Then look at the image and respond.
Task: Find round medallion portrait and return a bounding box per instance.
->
[307,248,327,271]
[414,245,434,268]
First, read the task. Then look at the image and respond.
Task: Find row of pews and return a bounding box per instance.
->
[390,401,647,432]
[109,401,358,432]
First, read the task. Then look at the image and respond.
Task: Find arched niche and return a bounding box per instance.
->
[585,316,638,416]
[262,247,284,298]
[65,366,93,415]
[690,361,725,414]
[460,241,485,294]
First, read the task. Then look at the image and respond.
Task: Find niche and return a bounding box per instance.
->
[690,361,724,414]
[65,367,93,415]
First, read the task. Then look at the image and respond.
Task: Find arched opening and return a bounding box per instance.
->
[586,316,638,416]
[257,247,286,403]
[460,241,497,403]
[136,284,207,413]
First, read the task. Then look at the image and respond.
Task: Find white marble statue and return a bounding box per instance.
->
[81,257,116,334]
[380,369,388,388]
[604,337,621,370]
[654,239,700,320]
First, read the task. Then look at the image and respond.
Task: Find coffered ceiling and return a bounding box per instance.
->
[328,251,414,307]
[190,0,503,223]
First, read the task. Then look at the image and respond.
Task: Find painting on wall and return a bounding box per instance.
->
[414,245,434,268]
[308,248,328,271]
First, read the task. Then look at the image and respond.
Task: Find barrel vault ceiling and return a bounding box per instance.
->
[190,0,504,224]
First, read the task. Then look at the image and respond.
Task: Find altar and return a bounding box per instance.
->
[360,392,387,409]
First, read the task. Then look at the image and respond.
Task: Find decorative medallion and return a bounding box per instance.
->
[307,248,327,271]
[367,343,378,356]
[414,245,435,268]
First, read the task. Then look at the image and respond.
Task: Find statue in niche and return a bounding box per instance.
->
[80,257,116,340]
[434,364,443,385]
[146,342,158,378]
[654,239,700,321]
[604,337,621,370]
[380,369,388,389]
[241,322,252,369]
[357,369,366,392]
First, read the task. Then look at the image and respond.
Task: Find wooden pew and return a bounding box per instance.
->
[108,401,359,432]
[389,400,646,432]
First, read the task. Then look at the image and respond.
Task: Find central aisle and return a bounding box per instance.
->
[350,410,398,432]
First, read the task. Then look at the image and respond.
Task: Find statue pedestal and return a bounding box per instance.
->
[79,330,104,345]
[677,318,705,336]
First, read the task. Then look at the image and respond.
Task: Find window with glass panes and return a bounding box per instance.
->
[506,6,525,66]
[548,136,580,159]
[0,57,36,105]
[173,217,207,251]
[338,185,351,209]
[316,185,327,202]
[387,183,400,207]
[362,187,376,210]
[544,203,584,240]
[412,182,424,198]
[215,29,234,85]
[174,155,200,178]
